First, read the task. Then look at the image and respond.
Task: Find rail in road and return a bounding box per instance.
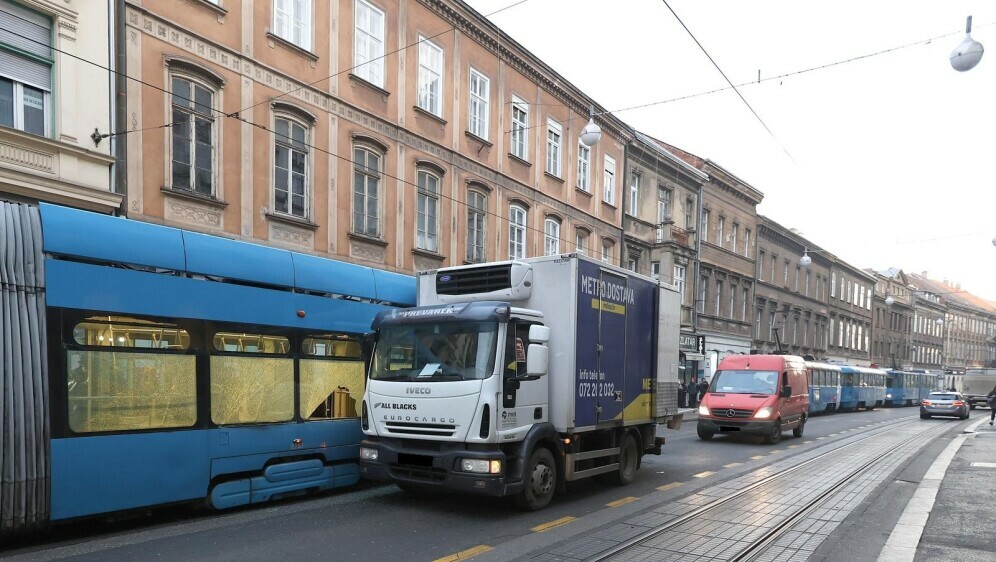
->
[580,416,949,562]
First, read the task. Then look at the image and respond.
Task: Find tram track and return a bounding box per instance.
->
[586,415,950,562]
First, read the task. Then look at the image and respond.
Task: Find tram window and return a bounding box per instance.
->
[299,334,364,420]
[73,316,190,349]
[67,351,197,433]
[213,332,289,354]
[843,374,853,386]
[210,356,294,425]
[302,334,362,359]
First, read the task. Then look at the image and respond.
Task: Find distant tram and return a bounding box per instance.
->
[0,203,415,538]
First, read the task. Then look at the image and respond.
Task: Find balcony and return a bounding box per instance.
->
[655,223,693,248]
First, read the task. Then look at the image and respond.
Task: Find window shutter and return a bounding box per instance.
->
[0,1,52,90]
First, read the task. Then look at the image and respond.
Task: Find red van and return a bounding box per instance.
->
[696,354,809,444]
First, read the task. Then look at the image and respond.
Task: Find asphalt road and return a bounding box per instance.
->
[2,405,971,562]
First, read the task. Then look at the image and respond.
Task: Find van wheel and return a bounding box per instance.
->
[792,419,805,438]
[612,434,639,486]
[765,420,782,445]
[920,413,930,419]
[514,447,556,511]
[697,426,714,441]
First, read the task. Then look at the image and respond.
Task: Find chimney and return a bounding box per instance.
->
[921,271,928,278]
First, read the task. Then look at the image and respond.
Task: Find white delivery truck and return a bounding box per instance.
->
[963,368,996,409]
[358,255,683,509]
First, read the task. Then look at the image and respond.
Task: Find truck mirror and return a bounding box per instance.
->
[528,325,551,344]
[780,385,791,398]
[526,344,548,376]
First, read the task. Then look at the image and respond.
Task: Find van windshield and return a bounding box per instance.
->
[711,370,780,395]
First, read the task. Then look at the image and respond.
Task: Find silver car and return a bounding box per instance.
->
[920,392,970,420]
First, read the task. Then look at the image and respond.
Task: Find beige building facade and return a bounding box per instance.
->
[123,0,628,275]
[0,0,119,212]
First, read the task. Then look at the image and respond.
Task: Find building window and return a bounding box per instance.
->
[805,271,811,297]
[627,256,638,272]
[273,0,312,51]
[783,260,789,285]
[697,277,707,314]
[744,228,751,257]
[717,216,725,247]
[510,96,528,160]
[742,287,749,321]
[658,186,672,224]
[544,217,561,255]
[651,261,661,280]
[701,210,710,242]
[576,140,591,192]
[417,37,443,116]
[601,240,613,263]
[603,155,616,205]
[508,204,526,259]
[758,250,765,279]
[674,264,685,297]
[273,116,309,218]
[685,197,694,229]
[770,255,776,283]
[629,173,640,216]
[354,0,385,87]
[794,266,800,292]
[0,2,51,137]
[352,144,382,237]
[415,169,440,252]
[170,76,216,195]
[731,223,739,253]
[467,190,487,263]
[728,284,735,319]
[545,118,562,177]
[831,272,837,297]
[715,279,722,316]
[468,69,489,140]
[575,230,589,255]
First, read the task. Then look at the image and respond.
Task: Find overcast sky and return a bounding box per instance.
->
[466,0,996,301]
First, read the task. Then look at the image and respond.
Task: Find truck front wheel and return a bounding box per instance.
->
[514,447,556,511]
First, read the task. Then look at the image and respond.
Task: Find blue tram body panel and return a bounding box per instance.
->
[293,251,378,301]
[40,203,186,271]
[182,230,296,288]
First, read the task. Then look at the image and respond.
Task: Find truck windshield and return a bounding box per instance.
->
[711,370,780,394]
[370,321,498,381]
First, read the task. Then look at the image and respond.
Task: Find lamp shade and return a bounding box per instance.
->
[580,117,601,147]
[950,34,984,72]
[800,252,812,267]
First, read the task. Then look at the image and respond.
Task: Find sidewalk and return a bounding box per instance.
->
[878,414,996,562]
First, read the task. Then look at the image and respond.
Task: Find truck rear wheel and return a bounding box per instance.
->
[514,447,556,511]
[611,434,639,486]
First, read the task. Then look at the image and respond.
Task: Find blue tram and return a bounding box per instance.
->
[885,370,943,406]
[805,361,841,414]
[838,365,887,410]
[0,203,415,537]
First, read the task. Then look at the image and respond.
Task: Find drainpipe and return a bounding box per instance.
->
[691,180,703,333]
[112,0,128,215]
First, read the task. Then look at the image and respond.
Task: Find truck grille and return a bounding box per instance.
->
[709,408,754,419]
[435,264,512,295]
[385,421,456,437]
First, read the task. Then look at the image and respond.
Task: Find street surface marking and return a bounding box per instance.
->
[788,445,799,449]
[657,482,683,491]
[750,455,765,460]
[693,471,715,478]
[817,437,826,440]
[433,545,493,562]
[723,462,742,468]
[531,517,576,532]
[769,450,782,454]
[607,496,639,507]
[803,440,813,444]
[970,462,996,468]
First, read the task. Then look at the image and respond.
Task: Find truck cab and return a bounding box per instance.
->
[696,354,809,444]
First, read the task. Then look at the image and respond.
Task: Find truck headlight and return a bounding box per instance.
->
[460,459,501,474]
[698,404,710,416]
[886,393,892,399]
[754,407,773,419]
[359,447,378,461]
